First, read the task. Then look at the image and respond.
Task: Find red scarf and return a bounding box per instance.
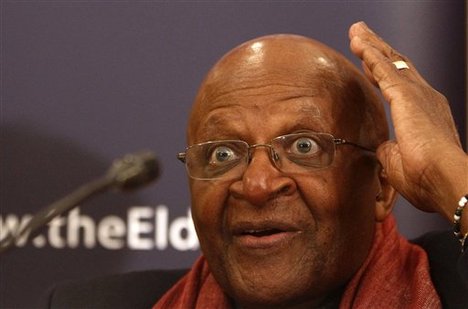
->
[154,216,441,308]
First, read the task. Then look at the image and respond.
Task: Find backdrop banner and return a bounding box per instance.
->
[1,2,465,307]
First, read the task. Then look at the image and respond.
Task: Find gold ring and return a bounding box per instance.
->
[392,60,409,70]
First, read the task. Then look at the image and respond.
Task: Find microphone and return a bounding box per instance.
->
[0,151,160,254]
[108,151,160,191]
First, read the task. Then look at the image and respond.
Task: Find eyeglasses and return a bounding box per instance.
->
[177,131,375,180]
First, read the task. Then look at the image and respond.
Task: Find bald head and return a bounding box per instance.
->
[188,34,388,148]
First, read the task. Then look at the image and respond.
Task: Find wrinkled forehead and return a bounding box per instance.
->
[193,99,326,143]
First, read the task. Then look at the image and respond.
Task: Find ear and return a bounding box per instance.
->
[375,167,397,222]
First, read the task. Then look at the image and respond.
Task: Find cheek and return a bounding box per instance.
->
[190,180,231,249]
[300,156,378,222]
[298,156,379,264]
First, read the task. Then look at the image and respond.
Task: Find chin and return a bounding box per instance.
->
[218,264,330,309]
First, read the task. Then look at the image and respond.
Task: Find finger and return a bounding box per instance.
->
[376,141,406,195]
[350,24,460,141]
[350,22,405,63]
[351,36,429,100]
[360,60,378,87]
[350,22,399,59]
[349,22,429,88]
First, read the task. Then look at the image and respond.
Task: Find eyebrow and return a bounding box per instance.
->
[279,112,328,136]
[296,101,321,117]
[195,109,243,142]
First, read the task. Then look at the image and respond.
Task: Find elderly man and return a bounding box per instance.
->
[154,22,467,308]
[44,22,467,308]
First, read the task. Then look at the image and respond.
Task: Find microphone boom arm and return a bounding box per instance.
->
[0,151,159,254]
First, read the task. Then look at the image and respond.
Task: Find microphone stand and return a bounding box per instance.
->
[0,151,159,255]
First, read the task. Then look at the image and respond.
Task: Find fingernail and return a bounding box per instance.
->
[358,21,369,30]
[359,21,375,34]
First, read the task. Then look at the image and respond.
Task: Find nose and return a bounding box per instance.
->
[230,147,296,206]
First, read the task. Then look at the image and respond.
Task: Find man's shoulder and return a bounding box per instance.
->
[411,229,464,277]
[41,268,188,308]
[412,229,459,251]
[412,230,467,309]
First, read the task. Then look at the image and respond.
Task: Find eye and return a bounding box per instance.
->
[209,145,238,165]
[290,137,320,155]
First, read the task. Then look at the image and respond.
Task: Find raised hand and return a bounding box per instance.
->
[348,21,467,224]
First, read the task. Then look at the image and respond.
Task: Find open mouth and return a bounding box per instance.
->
[232,224,300,249]
[242,228,284,237]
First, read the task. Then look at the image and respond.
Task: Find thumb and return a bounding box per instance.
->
[376,140,405,191]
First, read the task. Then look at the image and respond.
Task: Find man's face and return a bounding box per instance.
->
[188,37,381,307]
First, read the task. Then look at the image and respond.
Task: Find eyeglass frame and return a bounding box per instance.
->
[177,131,375,180]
